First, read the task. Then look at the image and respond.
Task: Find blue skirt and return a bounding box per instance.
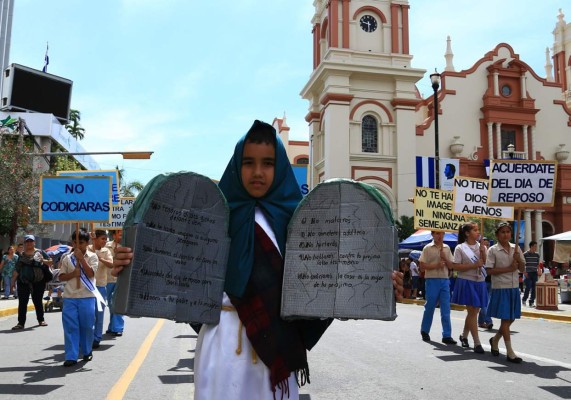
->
[487,288,521,320]
[451,278,488,308]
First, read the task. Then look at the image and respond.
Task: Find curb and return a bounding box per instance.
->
[0,304,34,318]
[400,298,571,323]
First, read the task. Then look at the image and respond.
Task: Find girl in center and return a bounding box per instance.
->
[193,120,331,400]
[452,222,488,354]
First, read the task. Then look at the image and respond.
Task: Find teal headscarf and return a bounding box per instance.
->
[219,120,302,298]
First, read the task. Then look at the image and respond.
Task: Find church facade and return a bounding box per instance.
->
[281,0,571,251]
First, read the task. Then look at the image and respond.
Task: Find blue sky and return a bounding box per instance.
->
[8,0,566,186]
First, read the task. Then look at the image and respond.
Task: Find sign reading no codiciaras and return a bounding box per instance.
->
[39,176,112,223]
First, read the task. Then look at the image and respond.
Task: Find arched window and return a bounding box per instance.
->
[295,157,309,165]
[361,115,378,153]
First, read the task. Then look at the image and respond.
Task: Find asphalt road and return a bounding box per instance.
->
[1,303,570,399]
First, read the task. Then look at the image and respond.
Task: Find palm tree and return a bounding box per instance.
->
[66,109,85,140]
[121,180,144,197]
[115,166,144,197]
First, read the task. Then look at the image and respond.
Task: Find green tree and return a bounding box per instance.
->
[121,180,144,197]
[395,215,415,242]
[65,109,85,140]
[0,131,44,243]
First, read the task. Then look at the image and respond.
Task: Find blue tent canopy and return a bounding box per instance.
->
[399,229,458,251]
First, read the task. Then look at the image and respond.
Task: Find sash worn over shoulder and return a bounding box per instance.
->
[460,243,486,278]
[70,255,107,311]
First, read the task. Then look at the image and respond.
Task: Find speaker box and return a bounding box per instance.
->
[1,63,72,122]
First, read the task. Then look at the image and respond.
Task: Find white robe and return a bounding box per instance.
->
[194,209,299,400]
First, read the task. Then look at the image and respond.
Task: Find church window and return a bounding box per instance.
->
[361,115,378,153]
[501,84,512,97]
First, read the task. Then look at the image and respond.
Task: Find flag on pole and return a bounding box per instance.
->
[415,156,435,189]
[42,43,49,73]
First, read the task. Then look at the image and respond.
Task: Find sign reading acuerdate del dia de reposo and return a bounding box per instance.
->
[488,160,557,207]
[39,176,112,223]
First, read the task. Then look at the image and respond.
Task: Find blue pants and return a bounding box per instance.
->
[421,278,452,338]
[523,272,538,304]
[62,297,96,361]
[106,282,124,333]
[2,275,11,297]
[478,281,493,325]
[94,286,107,342]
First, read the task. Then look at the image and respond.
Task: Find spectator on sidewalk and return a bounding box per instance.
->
[401,258,412,299]
[88,230,114,349]
[410,257,420,299]
[11,235,49,330]
[522,241,540,307]
[419,231,457,345]
[15,243,24,257]
[0,246,18,299]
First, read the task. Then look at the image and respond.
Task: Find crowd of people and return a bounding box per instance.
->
[402,221,571,364]
[3,118,569,398]
[1,230,125,368]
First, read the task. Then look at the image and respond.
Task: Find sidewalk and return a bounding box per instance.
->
[2,294,571,322]
[0,297,36,318]
[402,294,571,323]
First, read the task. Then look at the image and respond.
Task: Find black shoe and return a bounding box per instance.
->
[529,302,534,307]
[522,298,526,305]
[459,335,469,348]
[63,360,77,367]
[442,337,457,345]
[474,345,485,354]
[92,341,100,349]
[506,355,522,364]
[112,332,123,337]
[489,338,500,356]
[106,330,114,335]
[421,331,430,342]
[83,353,93,362]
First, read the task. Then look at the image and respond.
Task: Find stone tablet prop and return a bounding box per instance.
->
[112,172,230,324]
[281,179,397,320]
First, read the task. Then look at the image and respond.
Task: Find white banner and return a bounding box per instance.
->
[488,160,557,206]
[453,176,513,220]
[93,197,134,230]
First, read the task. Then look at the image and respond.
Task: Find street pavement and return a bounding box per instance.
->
[1,292,570,399]
[5,292,571,322]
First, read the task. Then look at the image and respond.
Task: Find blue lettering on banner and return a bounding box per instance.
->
[57,170,120,204]
[292,165,309,196]
[40,176,112,222]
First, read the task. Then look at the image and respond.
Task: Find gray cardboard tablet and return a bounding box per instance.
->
[281,179,397,320]
[112,172,230,324]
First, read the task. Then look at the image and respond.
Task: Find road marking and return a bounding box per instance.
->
[106,319,165,400]
[485,346,571,369]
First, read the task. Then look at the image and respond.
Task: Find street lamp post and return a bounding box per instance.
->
[27,151,154,159]
[430,69,441,189]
